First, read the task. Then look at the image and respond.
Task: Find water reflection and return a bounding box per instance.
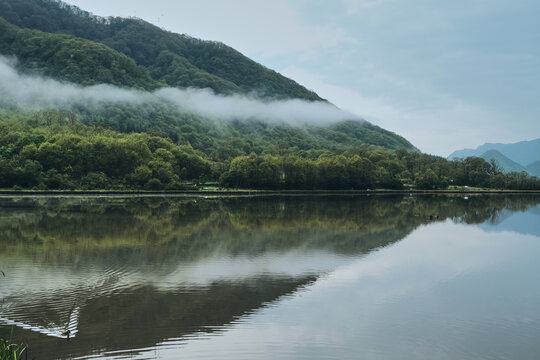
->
[170,221,540,360]
[479,204,540,236]
[0,194,539,359]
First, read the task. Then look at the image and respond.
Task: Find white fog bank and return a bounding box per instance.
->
[0,56,360,125]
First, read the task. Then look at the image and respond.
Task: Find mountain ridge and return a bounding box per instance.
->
[477,150,528,174]
[448,138,540,166]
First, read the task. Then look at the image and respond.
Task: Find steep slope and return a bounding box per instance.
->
[478,150,528,174]
[448,138,540,166]
[0,0,323,100]
[329,121,414,150]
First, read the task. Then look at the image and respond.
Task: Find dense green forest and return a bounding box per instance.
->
[0,17,158,89]
[0,109,539,190]
[70,103,416,159]
[220,151,540,190]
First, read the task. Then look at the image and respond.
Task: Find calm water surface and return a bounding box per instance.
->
[1,194,540,359]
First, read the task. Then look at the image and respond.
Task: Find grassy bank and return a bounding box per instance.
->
[0,331,26,360]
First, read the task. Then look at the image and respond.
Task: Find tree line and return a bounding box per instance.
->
[0,112,212,190]
[220,151,540,190]
[0,110,539,191]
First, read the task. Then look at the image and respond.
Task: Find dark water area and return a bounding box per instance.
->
[1,194,540,359]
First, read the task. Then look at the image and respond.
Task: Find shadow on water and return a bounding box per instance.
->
[0,194,539,359]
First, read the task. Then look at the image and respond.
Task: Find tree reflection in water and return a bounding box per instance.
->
[0,194,539,359]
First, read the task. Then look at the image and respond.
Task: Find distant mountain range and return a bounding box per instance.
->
[448,139,540,177]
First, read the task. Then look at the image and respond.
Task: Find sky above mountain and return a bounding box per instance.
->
[65,0,540,156]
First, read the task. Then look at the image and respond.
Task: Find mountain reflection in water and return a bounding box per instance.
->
[0,194,539,359]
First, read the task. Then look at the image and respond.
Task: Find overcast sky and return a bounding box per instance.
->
[64,0,539,156]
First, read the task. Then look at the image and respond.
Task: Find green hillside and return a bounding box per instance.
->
[0,0,322,100]
[0,1,417,156]
[0,17,158,89]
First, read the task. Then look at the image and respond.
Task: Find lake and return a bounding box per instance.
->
[1,194,540,359]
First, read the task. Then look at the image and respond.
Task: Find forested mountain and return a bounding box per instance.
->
[0,0,538,191]
[0,1,416,151]
[0,0,416,150]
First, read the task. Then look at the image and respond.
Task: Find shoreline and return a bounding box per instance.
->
[0,188,539,197]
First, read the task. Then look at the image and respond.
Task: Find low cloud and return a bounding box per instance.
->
[155,87,358,124]
[0,56,359,125]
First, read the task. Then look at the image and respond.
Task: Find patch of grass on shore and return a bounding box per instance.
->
[0,330,26,360]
